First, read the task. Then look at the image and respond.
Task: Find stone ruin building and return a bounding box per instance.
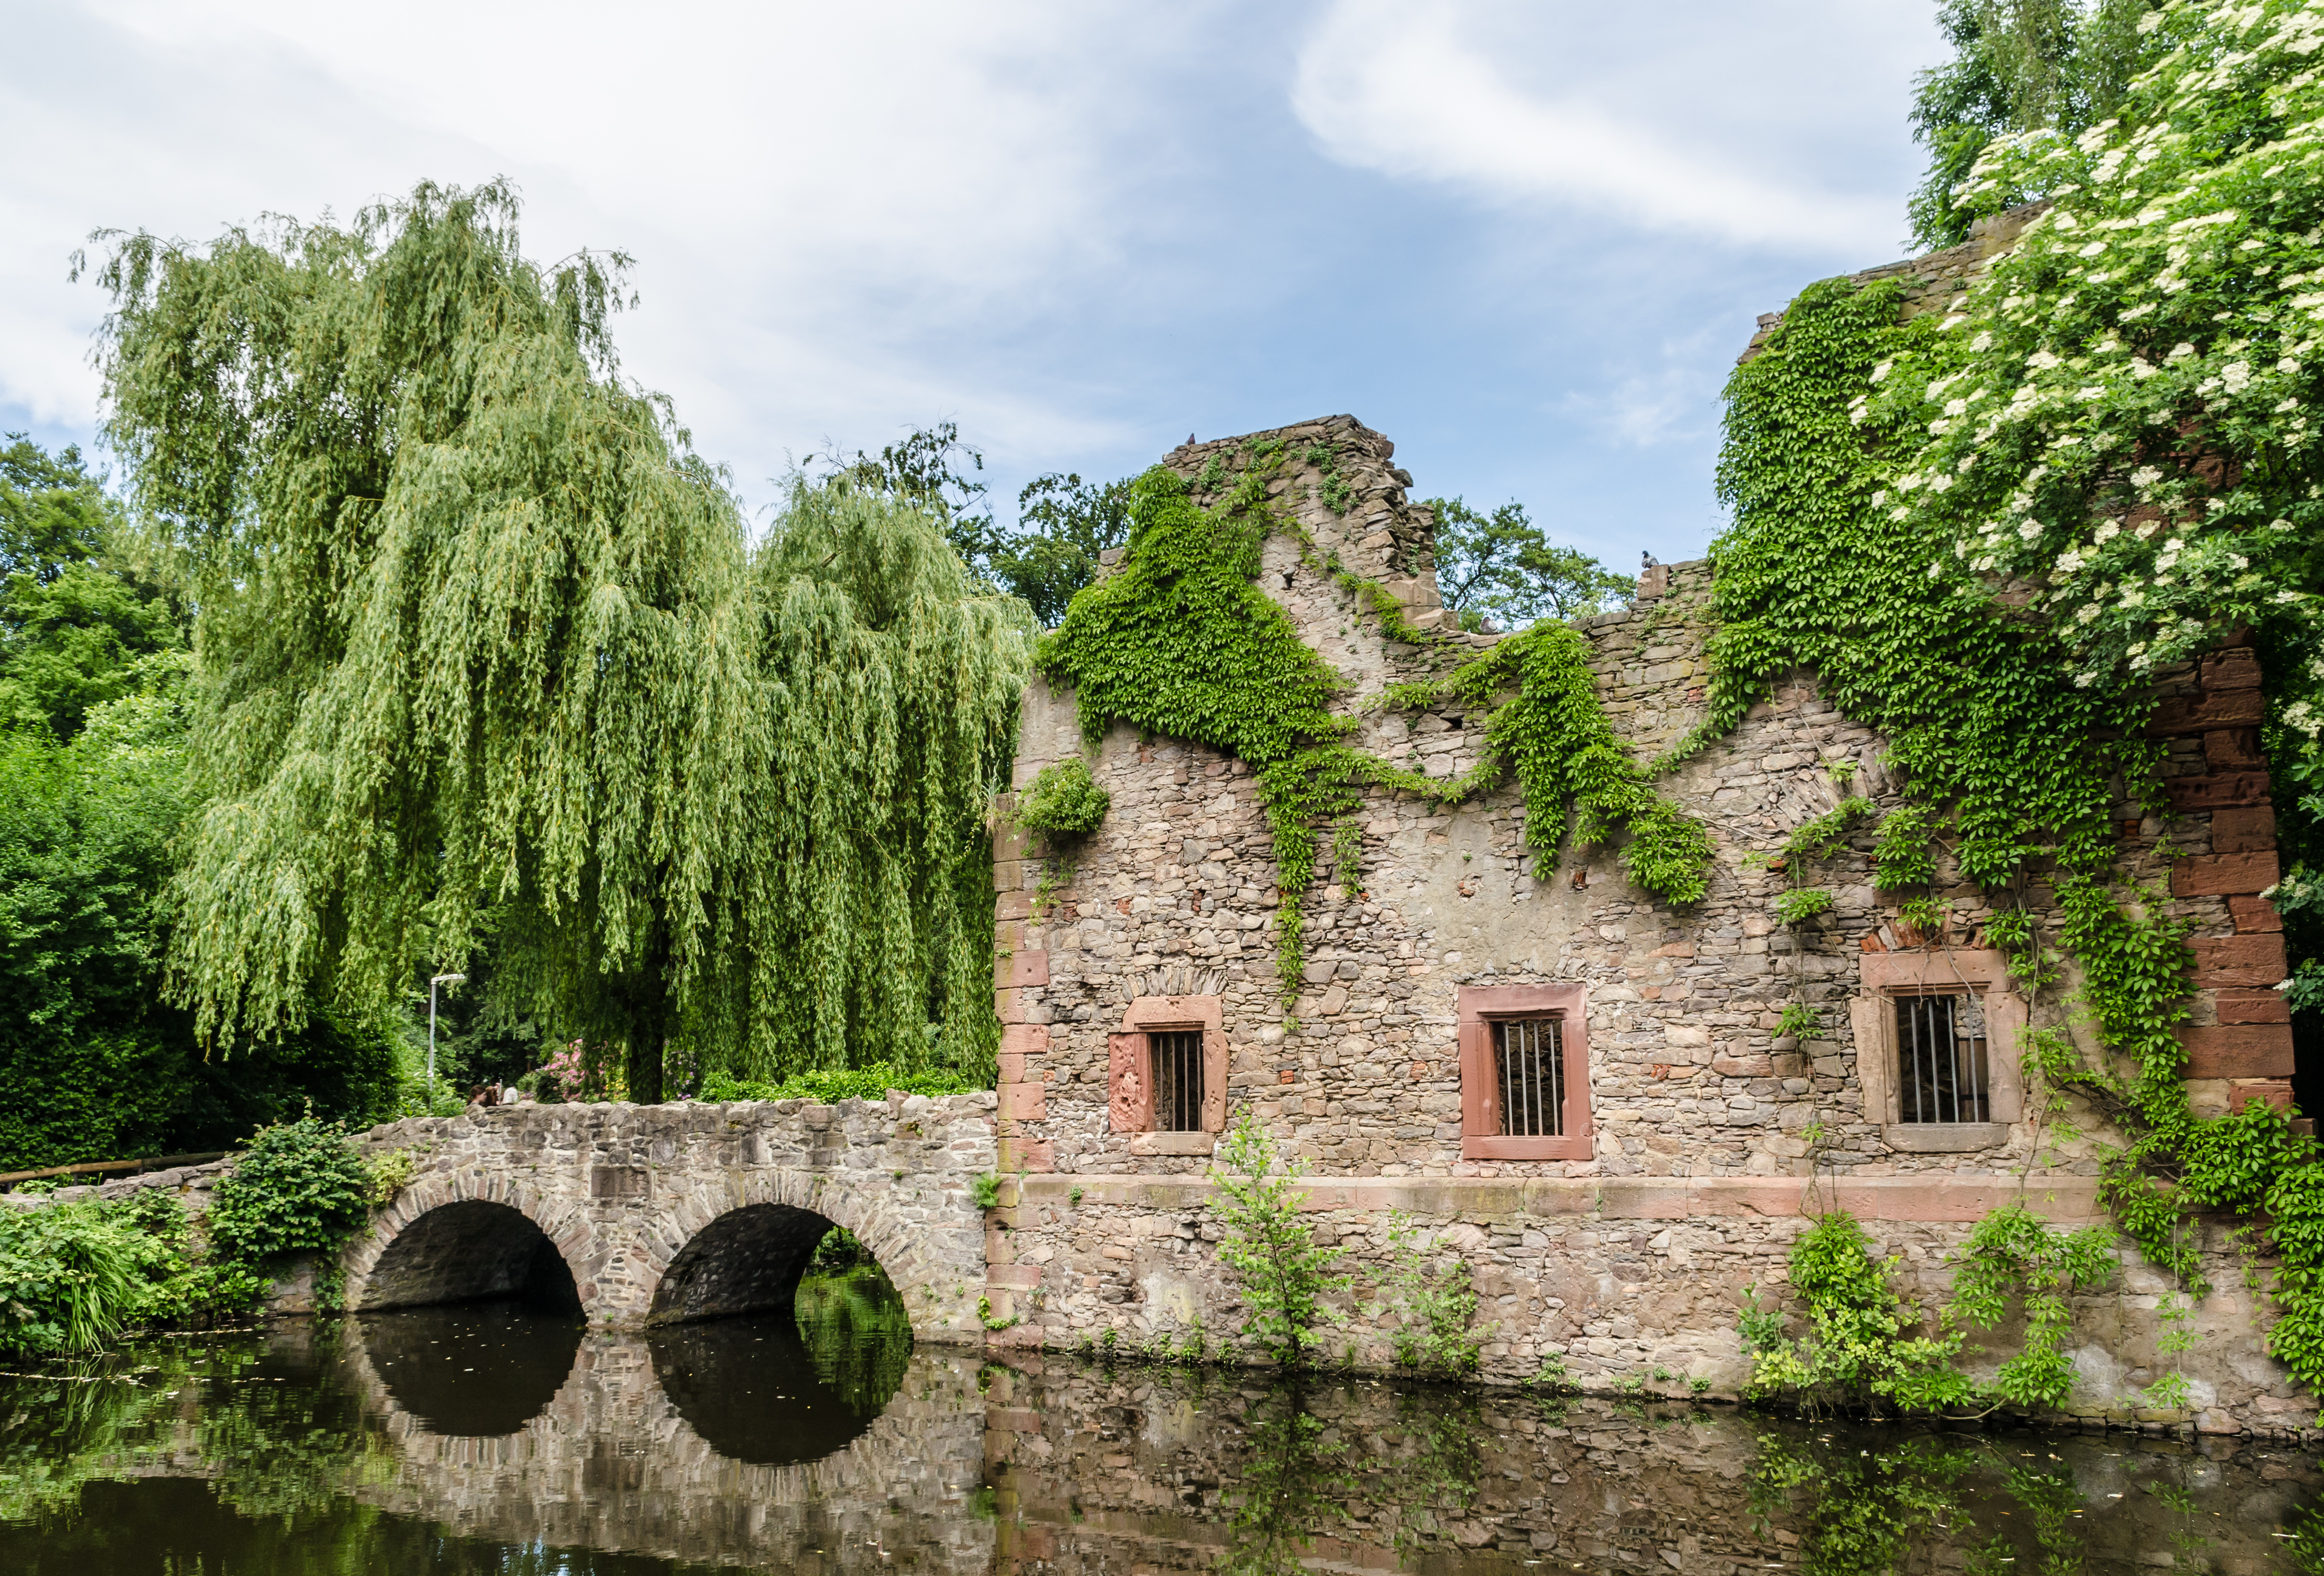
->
[979,208,2310,1432]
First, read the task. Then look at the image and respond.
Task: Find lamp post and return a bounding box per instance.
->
[428,973,467,1103]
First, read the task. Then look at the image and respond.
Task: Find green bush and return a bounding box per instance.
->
[1014,756,1110,840]
[0,1202,148,1354]
[1739,1212,1976,1417]
[207,1118,373,1266]
[1368,1210,1490,1377]
[697,1062,982,1103]
[1210,1108,1349,1366]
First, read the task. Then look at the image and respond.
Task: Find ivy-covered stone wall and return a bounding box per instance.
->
[981,400,2308,1433]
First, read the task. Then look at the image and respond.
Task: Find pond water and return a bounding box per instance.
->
[3,1268,2322,1575]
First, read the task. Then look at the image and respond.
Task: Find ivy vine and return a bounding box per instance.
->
[1037,450,1710,1007]
[1714,0,2324,1414]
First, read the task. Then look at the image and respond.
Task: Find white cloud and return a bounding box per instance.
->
[3,0,1220,503]
[1292,0,1931,253]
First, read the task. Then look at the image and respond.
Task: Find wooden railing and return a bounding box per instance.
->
[0,1151,232,1192]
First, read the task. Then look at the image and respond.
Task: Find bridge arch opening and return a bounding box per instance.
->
[359,1199,581,1313]
[646,1203,846,1325]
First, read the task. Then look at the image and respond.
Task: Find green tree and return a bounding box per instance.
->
[0,436,185,740]
[818,420,1002,572]
[88,181,1029,1102]
[0,679,399,1170]
[1423,496,1630,630]
[1906,0,2165,249]
[998,471,1132,625]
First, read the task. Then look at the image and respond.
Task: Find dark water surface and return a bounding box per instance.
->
[3,1270,2324,1575]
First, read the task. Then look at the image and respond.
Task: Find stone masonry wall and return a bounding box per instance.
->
[980,392,2301,1432]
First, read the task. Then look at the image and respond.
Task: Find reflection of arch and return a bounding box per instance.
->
[356,1199,580,1311]
[648,1313,889,1464]
[359,1305,584,1436]
[331,1335,994,1568]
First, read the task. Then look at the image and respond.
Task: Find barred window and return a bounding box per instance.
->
[1494,1018,1565,1138]
[1893,993,1989,1125]
[1149,1031,1205,1133]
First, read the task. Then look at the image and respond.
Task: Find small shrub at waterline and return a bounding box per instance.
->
[1210,1108,1349,1367]
[1369,1210,1490,1377]
[1013,756,1111,840]
[1738,1212,1975,1417]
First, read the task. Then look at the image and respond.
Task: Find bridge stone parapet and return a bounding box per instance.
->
[342,1093,998,1340]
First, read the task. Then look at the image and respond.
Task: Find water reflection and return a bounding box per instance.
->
[361,1305,586,1436]
[5,1310,2324,1576]
[648,1265,913,1465]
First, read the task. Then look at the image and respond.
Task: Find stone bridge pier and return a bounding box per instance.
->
[340,1093,997,1341]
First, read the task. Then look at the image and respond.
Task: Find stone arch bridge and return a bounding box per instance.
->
[337,1093,997,1340]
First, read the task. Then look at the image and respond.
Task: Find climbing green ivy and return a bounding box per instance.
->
[1037,455,1710,1006]
[1713,0,2324,1413]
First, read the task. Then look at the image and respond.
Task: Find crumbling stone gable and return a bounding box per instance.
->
[981,400,2300,1423]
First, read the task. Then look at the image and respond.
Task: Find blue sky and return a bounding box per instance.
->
[3,0,1944,569]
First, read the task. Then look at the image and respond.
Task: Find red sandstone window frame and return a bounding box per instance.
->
[1109,995,1227,1149]
[1458,984,1593,1161]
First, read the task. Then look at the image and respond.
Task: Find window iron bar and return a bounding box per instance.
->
[1894,993,1989,1124]
[1493,1018,1564,1138]
[1149,1031,1204,1132]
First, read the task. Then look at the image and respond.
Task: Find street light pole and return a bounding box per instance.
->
[428,973,467,1104]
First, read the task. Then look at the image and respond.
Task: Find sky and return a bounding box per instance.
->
[2,0,1946,568]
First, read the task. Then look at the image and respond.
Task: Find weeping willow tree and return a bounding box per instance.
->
[87,180,1031,1101]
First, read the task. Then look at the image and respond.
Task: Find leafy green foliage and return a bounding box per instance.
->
[696,1062,982,1103]
[1367,1211,1490,1376]
[1210,1109,1350,1367]
[205,1118,372,1268]
[0,1202,148,1355]
[1013,756,1111,840]
[1738,1213,1977,1416]
[1775,887,1836,926]
[1947,1203,2117,1407]
[1712,278,2142,887]
[0,1189,265,1358]
[1000,472,1132,626]
[1425,496,1630,629]
[0,436,187,743]
[1040,457,1709,1003]
[1907,0,2166,249]
[91,182,1030,1099]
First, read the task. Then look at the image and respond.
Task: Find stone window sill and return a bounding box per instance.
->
[1127,1131,1216,1157]
[1883,1122,2007,1153]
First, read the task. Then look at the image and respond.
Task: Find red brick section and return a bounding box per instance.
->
[2147,633,2297,1102]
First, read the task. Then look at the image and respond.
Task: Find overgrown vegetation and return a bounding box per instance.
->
[1720,0,2324,1414]
[1012,755,1111,840]
[1039,453,1708,1004]
[0,1117,400,1356]
[1209,1110,1349,1367]
[1367,1212,1490,1378]
[87,181,1030,1102]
